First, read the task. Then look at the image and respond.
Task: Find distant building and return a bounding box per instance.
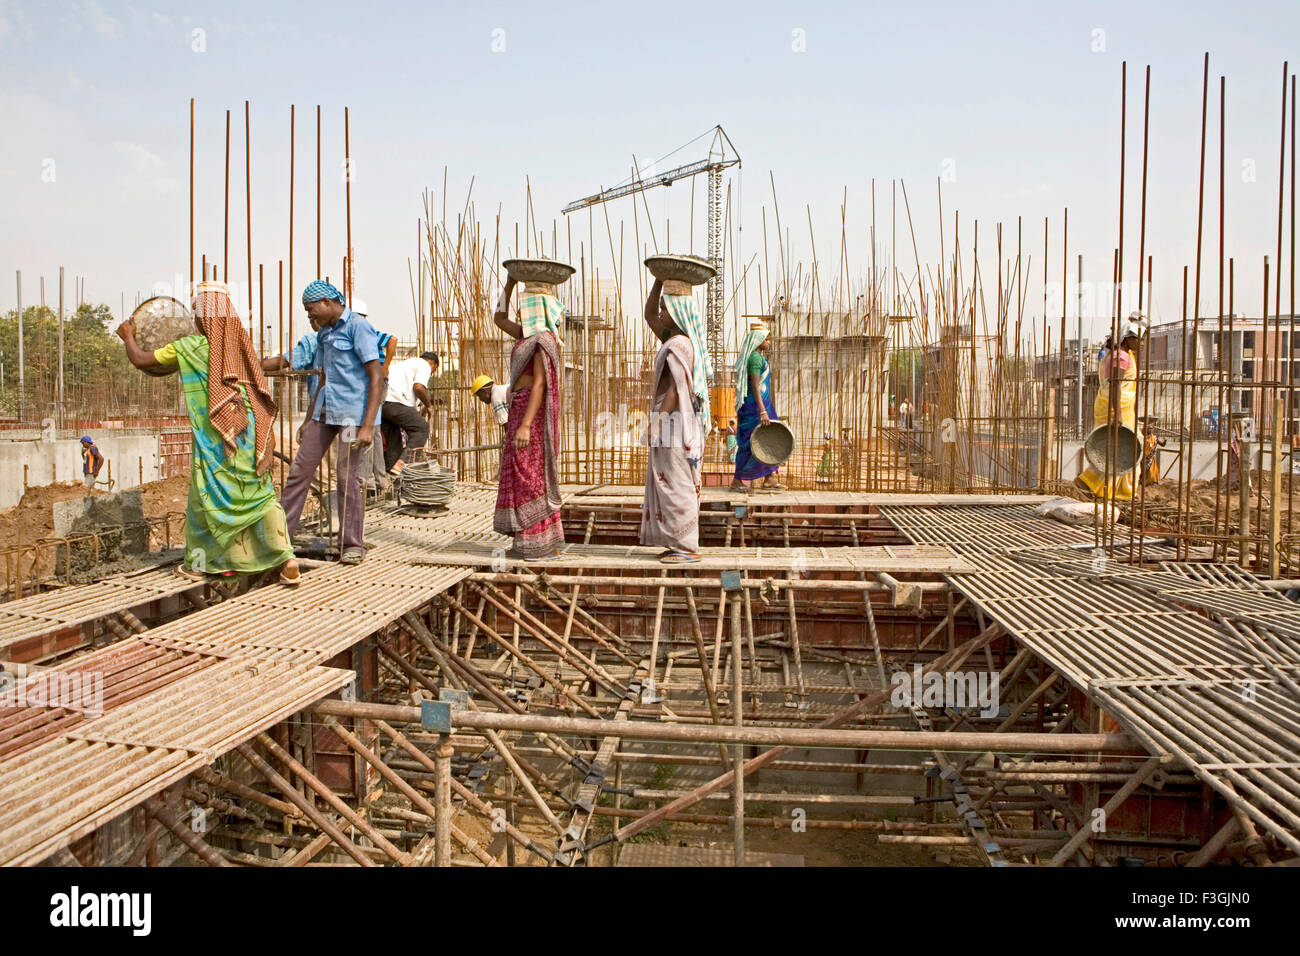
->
[922,323,1002,426]
[1145,314,1299,436]
[1032,338,1097,439]
[767,302,890,435]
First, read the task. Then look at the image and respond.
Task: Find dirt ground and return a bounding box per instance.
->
[0,475,190,549]
[0,475,191,589]
[1133,473,1299,526]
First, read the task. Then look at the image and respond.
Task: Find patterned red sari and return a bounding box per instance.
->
[493,332,564,557]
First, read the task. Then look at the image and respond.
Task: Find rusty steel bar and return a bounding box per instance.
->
[144,795,233,868]
[235,742,376,868]
[255,732,413,866]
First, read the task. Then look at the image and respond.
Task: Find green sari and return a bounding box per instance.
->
[162,335,293,574]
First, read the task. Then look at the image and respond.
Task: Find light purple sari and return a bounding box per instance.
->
[640,334,704,553]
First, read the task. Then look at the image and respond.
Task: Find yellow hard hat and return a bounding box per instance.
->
[470,374,494,394]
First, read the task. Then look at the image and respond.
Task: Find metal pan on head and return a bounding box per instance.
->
[644,254,717,286]
[502,258,576,285]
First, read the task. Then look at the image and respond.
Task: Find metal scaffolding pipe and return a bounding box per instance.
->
[312,700,1137,754]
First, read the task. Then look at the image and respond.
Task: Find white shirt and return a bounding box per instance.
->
[490,384,510,426]
[384,357,432,407]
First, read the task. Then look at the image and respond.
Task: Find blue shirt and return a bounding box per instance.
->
[284,329,391,371]
[311,309,382,426]
[285,331,321,395]
[286,331,319,370]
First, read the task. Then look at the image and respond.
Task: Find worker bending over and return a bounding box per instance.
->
[381,351,439,474]
[471,374,510,427]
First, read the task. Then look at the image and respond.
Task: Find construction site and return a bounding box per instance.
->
[1,11,1299,894]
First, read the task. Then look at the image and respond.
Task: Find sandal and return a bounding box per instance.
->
[660,551,701,564]
[175,565,207,581]
[340,547,366,565]
[278,560,302,587]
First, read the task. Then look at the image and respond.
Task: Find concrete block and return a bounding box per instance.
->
[53,489,149,556]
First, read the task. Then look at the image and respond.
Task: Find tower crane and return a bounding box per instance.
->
[563,125,740,380]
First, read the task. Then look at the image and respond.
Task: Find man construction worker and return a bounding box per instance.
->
[380,351,439,474]
[80,436,104,489]
[279,280,385,564]
[1075,312,1148,500]
[471,373,510,427]
[262,297,396,491]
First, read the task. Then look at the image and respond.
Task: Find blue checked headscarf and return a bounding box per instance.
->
[302,280,344,305]
[661,292,712,436]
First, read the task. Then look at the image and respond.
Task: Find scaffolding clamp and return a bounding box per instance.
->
[439,688,470,708]
[421,699,453,733]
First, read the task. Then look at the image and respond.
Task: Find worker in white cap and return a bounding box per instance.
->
[1076,312,1148,500]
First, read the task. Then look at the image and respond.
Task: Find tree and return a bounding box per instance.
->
[0,303,183,422]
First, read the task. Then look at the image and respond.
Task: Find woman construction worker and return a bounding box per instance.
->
[1075,313,1147,500]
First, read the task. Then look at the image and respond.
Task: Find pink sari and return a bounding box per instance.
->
[493,332,564,557]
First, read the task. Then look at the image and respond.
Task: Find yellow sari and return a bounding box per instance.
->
[1078,346,1140,501]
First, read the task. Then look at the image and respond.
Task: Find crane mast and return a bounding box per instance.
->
[564,126,740,381]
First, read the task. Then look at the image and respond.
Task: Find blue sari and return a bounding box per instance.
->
[734,354,779,482]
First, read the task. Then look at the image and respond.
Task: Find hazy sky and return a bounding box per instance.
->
[1,0,1297,352]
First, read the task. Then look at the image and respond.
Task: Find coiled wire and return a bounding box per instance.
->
[397,461,456,507]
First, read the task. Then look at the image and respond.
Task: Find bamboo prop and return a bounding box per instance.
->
[144,795,233,868]
[374,719,554,864]
[313,697,1134,755]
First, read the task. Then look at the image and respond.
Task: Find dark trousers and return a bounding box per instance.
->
[381,401,429,471]
[281,420,366,550]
